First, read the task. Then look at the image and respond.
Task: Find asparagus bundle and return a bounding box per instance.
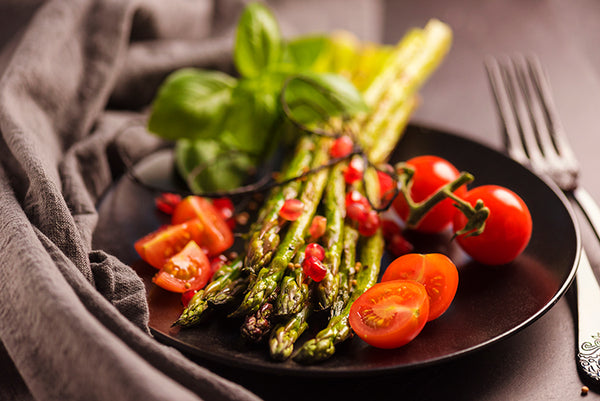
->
[175,19,453,363]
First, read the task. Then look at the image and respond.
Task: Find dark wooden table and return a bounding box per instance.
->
[213,1,600,400]
[3,1,600,400]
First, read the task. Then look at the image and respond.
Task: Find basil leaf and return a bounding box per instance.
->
[148,69,236,141]
[282,72,369,125]
[234,2,283,78]
[219,77,281,156]
[175,139,254,193]
[284,35,330,71]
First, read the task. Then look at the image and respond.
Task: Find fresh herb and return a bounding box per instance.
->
[147,2,367,193]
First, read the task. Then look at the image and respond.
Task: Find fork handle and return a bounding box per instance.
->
[569,187,600,380]
[575,250,600,381]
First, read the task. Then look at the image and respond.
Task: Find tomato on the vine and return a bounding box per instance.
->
[153,241,212,293]
[453,185,532,265]
[349,280,429,349]
[393,155,467,233]
[382,253,458,321]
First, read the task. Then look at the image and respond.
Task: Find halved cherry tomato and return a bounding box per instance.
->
[393,155,467,233]
[349,280,429,349]
[134,219,204,269]
[171,196,234,256]
[453,185,532,265]
[153,241,212,293]
[382,253,458,321]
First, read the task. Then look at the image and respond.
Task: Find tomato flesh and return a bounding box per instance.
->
[153,240,212,293]
[171,196,234,256]
[349,280,429,349]
[382,253,458,321]
[134,219,204,269]
[453,185,532,265]
[393,155,467,233]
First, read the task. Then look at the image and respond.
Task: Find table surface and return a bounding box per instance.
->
[4,1,600,400]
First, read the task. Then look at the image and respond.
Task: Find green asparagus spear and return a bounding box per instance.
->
[243,135,315,275]
[293,230,385,363]
[330,223,358,317]
[240,288,279,343]
[269,302,311,361]
[174,258,244,327]
[315,161,346,310]
[275,245,308,316]
[233,137,332,317]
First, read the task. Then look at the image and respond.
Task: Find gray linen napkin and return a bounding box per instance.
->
[0,0,381,400]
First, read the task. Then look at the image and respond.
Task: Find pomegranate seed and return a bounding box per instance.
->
[381,219,402,239]
[344,156,364,184]
[305,243,325,262]
[345,190,370,210]
[346,202,369,223]
[358,210,381,237]
[213,198,234,219]
[279,199,304,221]
[181,289,198,307]
[302,255,327,282]
[212,197,236,229]
[329,135,354,158]
[155,193,182,215]
[309,215,327,239]
[387,233,414,257]
[210,254,228,274]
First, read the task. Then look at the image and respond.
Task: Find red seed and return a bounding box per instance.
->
[210,254,228,274]
[346,202,369,223]
[345,190,370,209]
[212,197,236,230]
[302,255,328,282]
[279,199,304,221]
[344,156,364,184]
[387,233,414,257]
[309,215,327,239]
[155,193,182,215]
[358,211,381,237]
[329,135,354,158]
[181,289,198,307]
[305,243,325,262]
[381,219,402,239]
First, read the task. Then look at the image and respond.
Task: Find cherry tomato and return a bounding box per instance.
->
[134,219,205,269]
[349,280,430,349]
[393,155,467,233]
[382,253,458,321]
[453,185,532,265]
[377,166,396,203]
[171,196,234,256]
[153,241,212,293]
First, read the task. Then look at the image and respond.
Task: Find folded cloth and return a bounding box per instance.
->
[0,0,381,400]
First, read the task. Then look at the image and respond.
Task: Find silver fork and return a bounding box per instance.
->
[485,54,600,383]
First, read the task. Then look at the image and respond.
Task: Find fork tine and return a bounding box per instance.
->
[484,57,529,165]
[526,55,580,178]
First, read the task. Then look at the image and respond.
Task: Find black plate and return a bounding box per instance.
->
[93,124,580,377]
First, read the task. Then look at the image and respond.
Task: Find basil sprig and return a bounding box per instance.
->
[147,2,368,193]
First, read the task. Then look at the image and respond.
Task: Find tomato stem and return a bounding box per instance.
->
[395,163,489,235]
